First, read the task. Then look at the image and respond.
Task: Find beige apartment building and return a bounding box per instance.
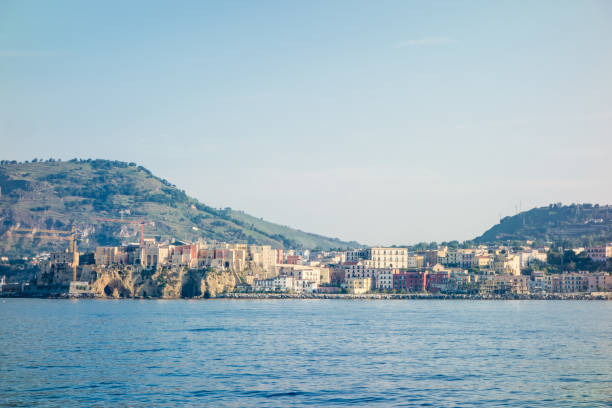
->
[586,273,612,292]
[368,247,410,268]
[545,273,588,293]
[492,254,521,276]
[248,245,278,275]
[407,255,424,269]
[479,274,529,295]
[344,277,372,294]
[472,255,492,269]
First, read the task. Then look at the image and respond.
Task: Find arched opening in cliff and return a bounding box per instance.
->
[181,279,202,298]
[103,280,131,298]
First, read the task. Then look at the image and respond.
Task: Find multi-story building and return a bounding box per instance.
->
[345,249,369,262]
[417,250,440,267]
[444,250,460,266]
[286,255,302,265]
[560,273,588,293]
[586,273,612,292]
[407,255,424,269]
[528,270,546,293]
[141,243,169,268]
[448,272,474,293]
[518,249,547,268]
[586,245,612,262]
[460,250,475,268]
[50,250,79,266]
[544,274,562,293]
[95,246,119,266]
[472,255,492,269]
[253,274,319,293]
[254,275,294,292]
[293,268,320,283]
[492,253,521,276]
[544,273,589,293]
[479,274,529,296]
[170,244,196,267]
[393,271,427,292]
[344,261,376,280]
[374,268,395,290]
[293,279,318,293]
[344,277,372,294]
[248,245,278,275]
[368,247,410,268]
[426,271,450,292]
[330,266,345,286]
[278,264,323,284]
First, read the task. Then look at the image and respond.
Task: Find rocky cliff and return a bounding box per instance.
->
[89,266,237,299]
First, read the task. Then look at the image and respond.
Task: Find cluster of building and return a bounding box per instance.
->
[247,243,612,296]
[2,239,611,297]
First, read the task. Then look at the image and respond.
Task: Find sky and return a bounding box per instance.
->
[1,1,611,246]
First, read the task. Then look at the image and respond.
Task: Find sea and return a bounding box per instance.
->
[0,299,610,407]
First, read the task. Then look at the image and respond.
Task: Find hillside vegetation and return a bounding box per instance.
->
[474,203,612,245]
[0,159,359,256]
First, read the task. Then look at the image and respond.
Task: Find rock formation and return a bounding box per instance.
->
[89,266,237,299]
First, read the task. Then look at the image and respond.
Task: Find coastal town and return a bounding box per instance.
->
[1,237,611,299]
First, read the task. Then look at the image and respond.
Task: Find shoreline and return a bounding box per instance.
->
[1,292,610,301]
[219,292,612,300]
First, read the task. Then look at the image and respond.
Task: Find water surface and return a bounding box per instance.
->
[0,299,610,407]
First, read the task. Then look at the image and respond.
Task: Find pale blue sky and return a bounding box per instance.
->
[1,1,611,245]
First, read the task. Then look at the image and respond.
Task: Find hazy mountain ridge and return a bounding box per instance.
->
[0,159,359,256]
[474,203,612,245]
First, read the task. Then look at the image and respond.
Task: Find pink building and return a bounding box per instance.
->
[286,255,302,265]
[586,245,612,262]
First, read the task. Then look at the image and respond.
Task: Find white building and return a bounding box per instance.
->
[368,247,409,268]
[344,262,376,279]
[374,268,394,290]
[492,253,521,276]
[254,275,295,292]
[253,275,318,293]
[518,249,547,268]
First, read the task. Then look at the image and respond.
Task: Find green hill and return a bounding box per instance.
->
[0,159,359,257]
[474,203,612,245]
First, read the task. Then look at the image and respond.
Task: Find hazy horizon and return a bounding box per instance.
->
[2,1,611,245]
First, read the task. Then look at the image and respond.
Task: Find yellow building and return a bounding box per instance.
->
[344,277,372,294]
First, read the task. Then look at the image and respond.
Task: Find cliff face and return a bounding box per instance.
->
[89,266,237,299]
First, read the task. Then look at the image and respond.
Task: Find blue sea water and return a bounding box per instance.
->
[0,299,610,407]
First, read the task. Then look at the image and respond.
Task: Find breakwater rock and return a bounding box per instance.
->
[219,292,612,301]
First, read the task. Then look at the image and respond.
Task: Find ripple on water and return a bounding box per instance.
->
[0,299,610,407]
